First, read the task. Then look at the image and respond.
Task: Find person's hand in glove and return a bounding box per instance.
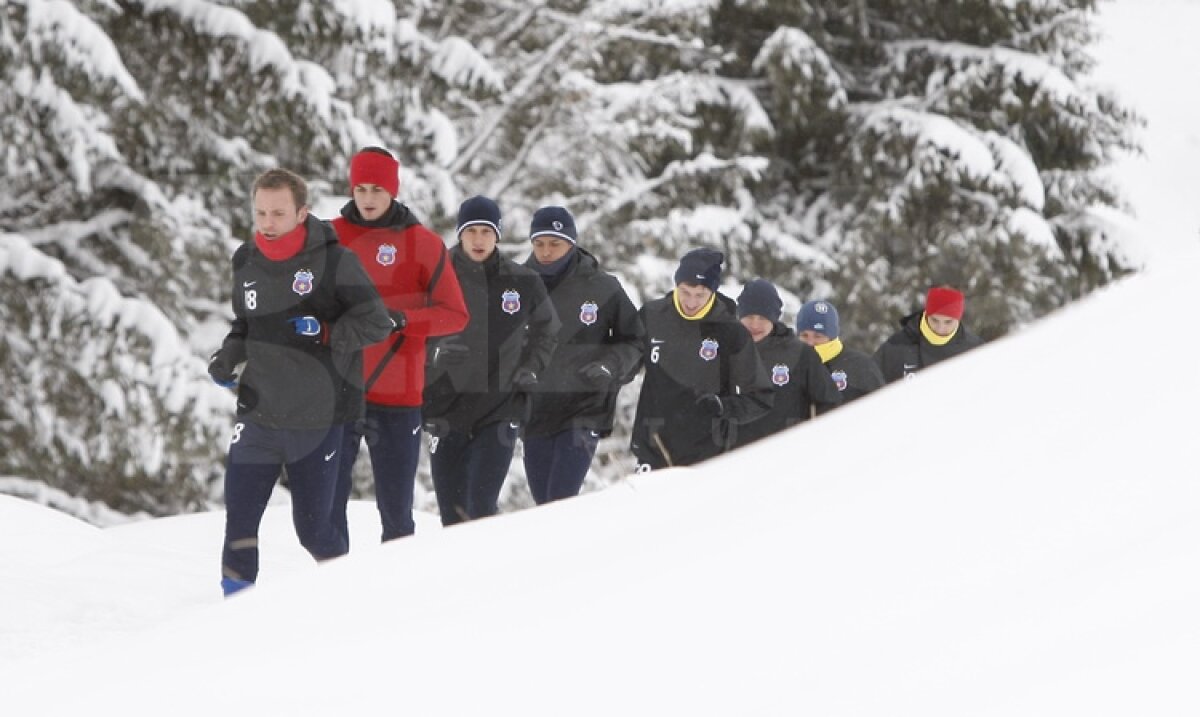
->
[513,368,539,390]
[207,351,238,389]
[389,310,407,333]
[432,340,469,368]
[287,315,327,345]
[695,393,724,417]
[578,361,614,388]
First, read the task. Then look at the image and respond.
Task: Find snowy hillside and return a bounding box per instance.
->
[4,244,1200,714]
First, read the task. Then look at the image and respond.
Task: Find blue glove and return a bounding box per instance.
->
[208,351,237,389]
[287,315,325,344]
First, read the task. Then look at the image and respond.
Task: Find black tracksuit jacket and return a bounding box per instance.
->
[522,248,643,438]
[733,323,841,448]
[631,291,772,468]
[212,215,392,430]
[423,246,560,435]
[874,310,984,383]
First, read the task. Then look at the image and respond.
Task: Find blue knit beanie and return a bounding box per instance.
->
[674,248,723,292]
[736,279,783,322]
[456,195,502,240]
[797,300,840,339]
[530,206,577,244]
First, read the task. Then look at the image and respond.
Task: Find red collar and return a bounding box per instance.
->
[254,221,307,261]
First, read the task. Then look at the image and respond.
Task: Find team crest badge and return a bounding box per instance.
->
[292,270,314,296]
[376,244,397,266]
[771,364,790,386]
[579,301,599,326]
[831,369,849,392]
[699,338,719,362]
[501,289,522,315]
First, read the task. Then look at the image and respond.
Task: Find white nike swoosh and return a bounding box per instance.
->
[243,281,256,288]
[411,425,421,436]
[650,338,665,345]
[324,451,336,461]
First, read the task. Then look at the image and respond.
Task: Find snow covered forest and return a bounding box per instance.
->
[0,0,1140,519]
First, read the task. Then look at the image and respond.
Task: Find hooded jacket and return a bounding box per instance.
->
[874,309,984,383]
[823,345,884,404]
[521,248,643,438]
[423,245,560,435]
[631,291,772,468]
[331,201,468,409]
[213,215,392,430]
[733,322,841,448]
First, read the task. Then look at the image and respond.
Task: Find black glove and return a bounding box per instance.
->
[389,310,407,333]
[207,351,237,389]
[513,368,538,390]
[432,340,469,368]
[579,361,614,388]
[695,393,724,418]
[287,315,326,345]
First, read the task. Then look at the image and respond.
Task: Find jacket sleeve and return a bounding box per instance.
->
[213,252,248,366]
[398,231,469,339]
[519,278,561,377]
[596,279,644,384]
[799,343,842,415]
[873,341,902,384]
[329,248,394,352]
[720,325,773,424]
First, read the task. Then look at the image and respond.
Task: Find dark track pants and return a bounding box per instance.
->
[429,421,518,526]
[222,421,347,583]
[522,428,600,505]
[333,406,422,544]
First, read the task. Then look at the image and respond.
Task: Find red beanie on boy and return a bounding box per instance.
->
[925,286,965,320]
[349,150,400,197]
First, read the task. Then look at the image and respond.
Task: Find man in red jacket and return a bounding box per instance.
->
[329,147,468,542]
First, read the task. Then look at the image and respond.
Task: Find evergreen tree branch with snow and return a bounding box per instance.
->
[0,0,1140,520]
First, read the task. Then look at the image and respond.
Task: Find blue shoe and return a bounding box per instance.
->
[221,576,254,597]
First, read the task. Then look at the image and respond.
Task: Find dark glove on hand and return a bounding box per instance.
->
[207,351,237,389]
[433,341,469,368]
[579,361,614,388]
[513,368,539,390]
[287,315,326,344]
[695,393,724,418]
[389,310,407,333]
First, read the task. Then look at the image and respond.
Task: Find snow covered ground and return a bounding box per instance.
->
[3,2,1199,714]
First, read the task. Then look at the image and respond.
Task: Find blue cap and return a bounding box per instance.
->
[797,300,840,339]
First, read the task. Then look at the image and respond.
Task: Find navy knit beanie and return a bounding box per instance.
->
[530,206,577,244]
[674,248,724,292]
[797,300,840,339]
[736,279,783,322]
[456,195,503,240]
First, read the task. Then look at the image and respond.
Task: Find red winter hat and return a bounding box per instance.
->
[925,286,965,320]
[349,148,400,197]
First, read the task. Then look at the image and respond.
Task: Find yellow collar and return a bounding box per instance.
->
[673,290,716,320]
[814,338,843,363]
[920,313,957,346]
